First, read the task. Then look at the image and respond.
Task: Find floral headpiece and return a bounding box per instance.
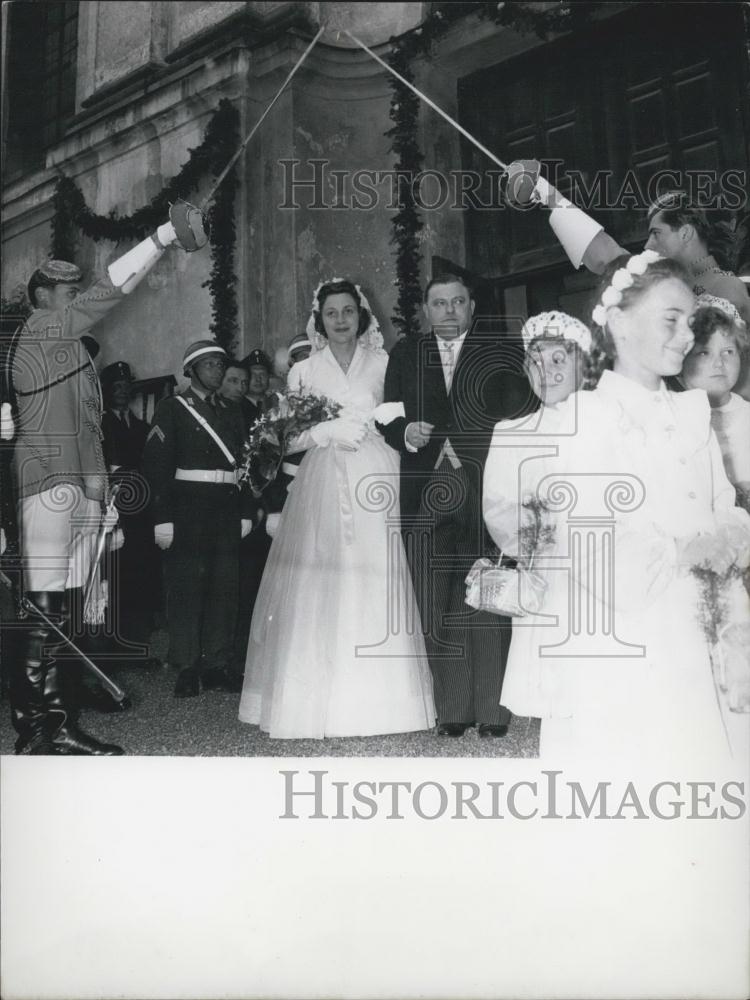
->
[521,310,592,354]
[591,250,663,328]
[694,293,746,329]
[305,278,385,354]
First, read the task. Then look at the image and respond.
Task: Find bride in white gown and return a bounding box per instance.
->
[239,279,435,738]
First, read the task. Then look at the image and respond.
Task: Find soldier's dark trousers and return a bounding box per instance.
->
[165,484,240,670]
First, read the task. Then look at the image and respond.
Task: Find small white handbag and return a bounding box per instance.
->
[465,559,547,618]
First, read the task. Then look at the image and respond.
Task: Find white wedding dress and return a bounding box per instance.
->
[483,372,750,771]
[239,343,435,738]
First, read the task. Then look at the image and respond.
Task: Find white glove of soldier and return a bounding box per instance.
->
[108,527,125,551]
[154,523,174,550]
[1,402,14,441]
[103,506,120,531]
[241,519,252,539]
[310,416,367,451]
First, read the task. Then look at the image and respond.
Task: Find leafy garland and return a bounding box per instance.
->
[49,98,240,351]
[385,2,601,339]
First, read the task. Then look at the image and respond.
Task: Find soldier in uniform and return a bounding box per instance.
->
[242,348,273,425]
[287,332,312,367]
[143,340,257,697]
[8,213,187,754]
[218,359,252,434]
[100,361,160,664]
[512,164,749,327]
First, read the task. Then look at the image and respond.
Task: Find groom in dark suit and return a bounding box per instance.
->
[380,274,531,737]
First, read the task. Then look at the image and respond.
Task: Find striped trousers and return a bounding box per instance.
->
[403,459,511,726]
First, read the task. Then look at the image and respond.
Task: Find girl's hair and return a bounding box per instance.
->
[592,254,692,361]
[689,305,750,355]
[313,280,371,338]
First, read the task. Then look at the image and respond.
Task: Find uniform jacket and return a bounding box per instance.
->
[11,276,124,502]
[142,387,255,524]
[102,409,149,471]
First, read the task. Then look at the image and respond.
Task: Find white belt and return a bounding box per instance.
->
[281,462,299,478]
[175,468,238,485]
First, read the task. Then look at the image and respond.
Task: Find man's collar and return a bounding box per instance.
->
[434,329,468,345]
[189,383,209,401]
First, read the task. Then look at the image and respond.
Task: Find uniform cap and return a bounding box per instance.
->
[183,339,228,373]
[31,260,83,286]
[243,348,272,372]
[101,361,135,386]
[287,332,312,361]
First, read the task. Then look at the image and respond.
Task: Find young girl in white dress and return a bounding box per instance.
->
[484,253,750,770]
[677,294,750,510]
[239,279,435,739]
[483,310,596,744]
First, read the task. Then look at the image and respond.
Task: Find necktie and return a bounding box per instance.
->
[443,341,455,392]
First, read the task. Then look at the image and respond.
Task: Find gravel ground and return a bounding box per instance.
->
[0,630,540,758]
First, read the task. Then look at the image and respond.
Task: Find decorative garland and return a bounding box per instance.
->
[49,98,240,351]
[385,2,601,339]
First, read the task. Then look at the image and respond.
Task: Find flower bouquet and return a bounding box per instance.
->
[239,391,342,494]
[689,523,750,714]
[466,496,553,617]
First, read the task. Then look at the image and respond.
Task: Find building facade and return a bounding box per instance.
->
[2,1,747,382]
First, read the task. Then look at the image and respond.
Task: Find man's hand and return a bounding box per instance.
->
[241,519,252,539]
[154,523,174,550]
[405,421,434,450]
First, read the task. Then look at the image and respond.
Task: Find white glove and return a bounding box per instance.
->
[310,417,366,451]
[154,523,174,550]
[241,518,252,539]
[108,527,125,551]
[103,506,120,531]
[266,512,282,538]
[0,402,14,441]
[156,221,179,247]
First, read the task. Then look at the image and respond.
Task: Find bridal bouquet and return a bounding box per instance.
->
[688,523,750,713]
[239,391,342,494]
[466,496,554,617]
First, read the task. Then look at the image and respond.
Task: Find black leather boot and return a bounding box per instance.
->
[11,591,67,755]
[43,662,125,755]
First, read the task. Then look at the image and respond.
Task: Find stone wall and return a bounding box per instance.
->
[1,1,549,380]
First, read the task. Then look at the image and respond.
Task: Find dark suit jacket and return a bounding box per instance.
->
[381,330,535,521]
[102,409,149,471]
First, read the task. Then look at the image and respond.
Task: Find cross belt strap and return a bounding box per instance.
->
[175,394,237,468]
[175,468,238,485]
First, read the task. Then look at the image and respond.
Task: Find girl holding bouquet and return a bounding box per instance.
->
[482,310,598,735]
[239,279,435,738]
[486,253,750,768]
